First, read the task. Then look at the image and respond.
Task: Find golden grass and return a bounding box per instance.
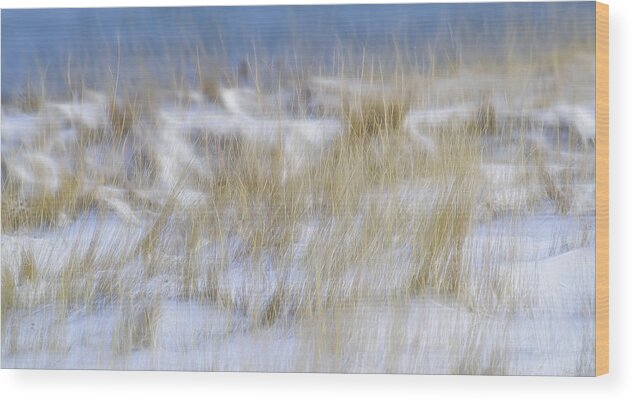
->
[200,76,222,103]
[19,248,38,284]
[108,99,136,140]
[114,295,161,355]
[342,94,410,142]
[17,79,45,113]
[1,266,17,330]
[0,41,597,373]
[474,98,497,135]
[533,148,574,214]
[1,174,92,232]
[410,177,476,297]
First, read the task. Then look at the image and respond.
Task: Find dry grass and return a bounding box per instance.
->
[17,79,45,113]
[342,94,410,142]
[19,248,38,284]
[113,295,161,355]
[532,148,574,214]
[1,266,17,329]
[1,174,92,232]
[200,76,222,103]
[474,99,497,135]
[410,175,477,297]
[1,40,596,373]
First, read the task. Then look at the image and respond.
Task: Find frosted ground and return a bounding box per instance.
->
[1,4,597,375]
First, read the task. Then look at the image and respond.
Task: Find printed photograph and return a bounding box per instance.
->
[1,2,597,374]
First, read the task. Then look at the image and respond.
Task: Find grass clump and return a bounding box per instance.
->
[259,283,287,327]
[1,266,17,329]
[108,90,156,140]
[108,100,137,140]
[200,76,222,103]
[409,121,482,297]
[1,175,92,232]
[19,248,38,284]
[11,77,46,113]
[114,295,161,355]
[342,94,410,142]
[410,176,476,297]
[473,98,497,135]
[533,148,573,214]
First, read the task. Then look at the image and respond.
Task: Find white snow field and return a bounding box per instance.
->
[1,45,596,375]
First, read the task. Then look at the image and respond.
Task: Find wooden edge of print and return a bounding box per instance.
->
[595,1,609,377]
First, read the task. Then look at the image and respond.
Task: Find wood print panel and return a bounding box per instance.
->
[0,2,606,375]
[595,1,609,377]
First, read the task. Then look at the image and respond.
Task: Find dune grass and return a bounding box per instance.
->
[1,266,16,330]
[0,39,597,374]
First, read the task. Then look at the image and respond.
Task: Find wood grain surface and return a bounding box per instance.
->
[595,1,609,377]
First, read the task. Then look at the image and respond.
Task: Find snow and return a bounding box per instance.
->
[2,67,597,375]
